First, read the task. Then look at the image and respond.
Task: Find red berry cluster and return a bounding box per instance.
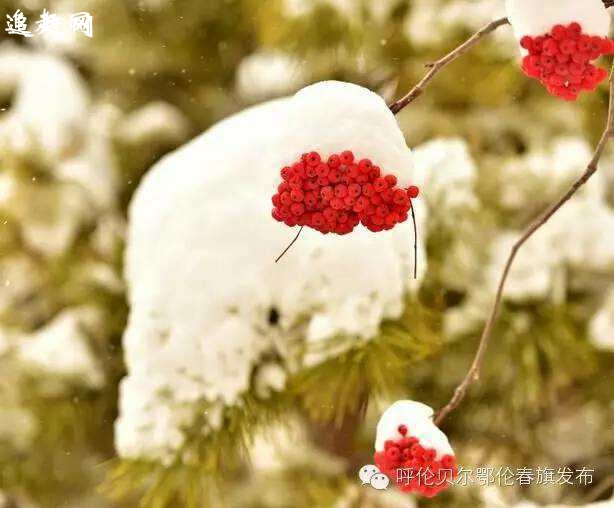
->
[271,150,419,235]
[374,424,457,498]
[520,22,614,101]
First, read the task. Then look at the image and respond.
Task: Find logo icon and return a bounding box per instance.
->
[358,464,389,490]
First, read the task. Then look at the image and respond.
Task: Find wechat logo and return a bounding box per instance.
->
[358,464,390,490]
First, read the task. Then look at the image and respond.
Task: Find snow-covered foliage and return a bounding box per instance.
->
[236,51,306,102]
[0,44,89,161]
[117,81,426,462]
[283,0,397,23]
[16,308,105,389]
[406,0,511,50]
[412,137,479,213]
[590,288,614,352]
[500,137,605,210]
[116,102,191,147]
[445,137,614,337]
[0,45,118,257]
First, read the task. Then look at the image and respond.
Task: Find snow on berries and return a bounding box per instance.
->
[272,149,419,235]
[506,0,613,100]
[374,401,457,497]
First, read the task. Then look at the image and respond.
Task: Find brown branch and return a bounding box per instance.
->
[434,61,614,427]
[388,17,510,114]
[584,474,614,503]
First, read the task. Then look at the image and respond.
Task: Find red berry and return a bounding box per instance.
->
[520,36,533,51]
[358,159,372,173]
[551,25,567,41]
[290,202,305,216]
[373,178,388,193]
[567,22,582,38]
[334,184,348,198]
[340,150,354,165]
[384,174,398,187]
[327,154,341,168]
[305,151,321,167]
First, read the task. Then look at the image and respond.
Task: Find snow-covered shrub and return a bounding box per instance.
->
[117,81,427,462]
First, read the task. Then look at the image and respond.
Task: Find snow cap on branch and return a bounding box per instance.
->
[374,400,456,497]
[375,400,453,457]
[506,0,613,100]
[505,0,610,40]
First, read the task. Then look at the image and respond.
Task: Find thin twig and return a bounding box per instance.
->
[584,474,614,503]
[434,62,614,426]
[275,226,304,263]
[410,201,418,279]
[388,17,510,114]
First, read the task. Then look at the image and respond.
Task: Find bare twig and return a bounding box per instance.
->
[584,474,614,503]
[410,201,418,279]
[275,226,304,263]
[434,62,614,426]
[388,17,510,114]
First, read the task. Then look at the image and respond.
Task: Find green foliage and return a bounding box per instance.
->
[292,298,442,426]
[102,393,288,508]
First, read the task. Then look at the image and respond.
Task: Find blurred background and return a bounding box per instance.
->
[0,0,613,507]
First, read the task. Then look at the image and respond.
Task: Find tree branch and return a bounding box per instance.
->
[388,17,510,114]
[434,61,614,427]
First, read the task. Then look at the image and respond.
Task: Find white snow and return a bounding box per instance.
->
[406,0,512,50]
[0,46,119,256]
[116,101,191,146]
[236,51,306,102]
[117,81,425,461]
[590,288,614,352]
[500,137,606,210]
[445,192,614,337]
[0,44,89,160]
[16,307,105,389]
[486,196,614,301]
[374,400,454,459]
[506,0,611,40]
[486,230,558,303]
[412,138,478,212]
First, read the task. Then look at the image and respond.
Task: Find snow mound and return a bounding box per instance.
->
[117,81,425,461]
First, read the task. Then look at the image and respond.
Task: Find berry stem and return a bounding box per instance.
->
[388,17,510,114]
[275,226,304,263]
[410,201,418,279]
[434,60,614,427]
